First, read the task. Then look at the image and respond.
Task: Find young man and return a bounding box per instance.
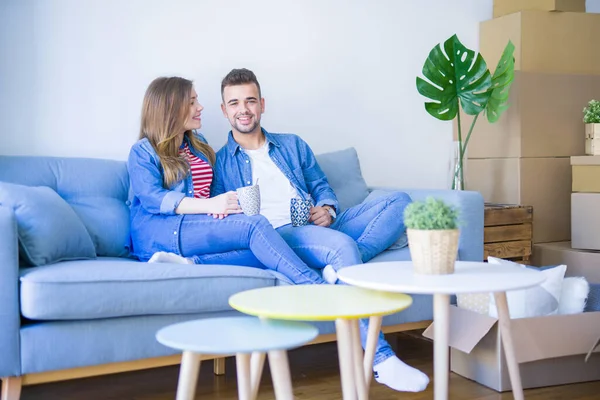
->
[212,68,429,393]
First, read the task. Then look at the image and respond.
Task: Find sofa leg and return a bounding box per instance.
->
[213,357,226,375]
[1,377,22,400]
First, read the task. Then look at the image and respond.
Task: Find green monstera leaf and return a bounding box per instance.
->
[417,34,492,120]
[485,41,515,123]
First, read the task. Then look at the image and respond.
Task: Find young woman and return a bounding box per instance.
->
[127,76,325,285]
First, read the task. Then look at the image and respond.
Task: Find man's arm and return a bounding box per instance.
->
[297,137,339,212]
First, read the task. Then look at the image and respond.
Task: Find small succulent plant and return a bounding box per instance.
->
[583,99,600,124]
[404,197,459,230]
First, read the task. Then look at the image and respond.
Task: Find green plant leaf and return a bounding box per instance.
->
[417,34,492,120]
[485,40,515,123]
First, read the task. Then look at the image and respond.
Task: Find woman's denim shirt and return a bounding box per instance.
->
[127,132,211,261]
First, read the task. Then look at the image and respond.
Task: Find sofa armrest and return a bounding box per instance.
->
[0,205,21,376]
[369,187,484,262]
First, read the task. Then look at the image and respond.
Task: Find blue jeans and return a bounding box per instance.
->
[179,214,325,285]
[277,192,412,365]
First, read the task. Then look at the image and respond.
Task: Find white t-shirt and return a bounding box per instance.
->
[244,142,299,228]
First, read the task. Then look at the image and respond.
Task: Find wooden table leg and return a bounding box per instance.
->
[250,352,266,399]
[433,294,450,400]
[1,377,22,400]
[236,353,252,400]
[336,318,358,400]
[176,351,202,400]
[363,315,382,385]
[268,350,295,400]
[349,319,369,400]
[494,291,525,400]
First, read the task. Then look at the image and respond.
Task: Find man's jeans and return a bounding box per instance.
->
[277,191,412,365]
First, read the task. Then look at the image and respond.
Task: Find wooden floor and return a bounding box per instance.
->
[13,331,600,399]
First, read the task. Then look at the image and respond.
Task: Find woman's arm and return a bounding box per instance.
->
[175,192,241,216]
[128,143,241,216]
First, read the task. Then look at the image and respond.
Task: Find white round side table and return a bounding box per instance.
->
[337,261,546,400]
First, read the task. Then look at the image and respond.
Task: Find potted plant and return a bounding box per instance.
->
[416,34,515,190]
[404,197,460,275]
[583,99,600,155]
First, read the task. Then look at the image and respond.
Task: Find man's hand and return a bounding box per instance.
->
[309,206,332,227]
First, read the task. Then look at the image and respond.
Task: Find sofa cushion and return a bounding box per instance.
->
[0,182,96,266]
[19,258,291,320]
[366,246,412,263]
[0,156,131,258]
[316,148,370,212]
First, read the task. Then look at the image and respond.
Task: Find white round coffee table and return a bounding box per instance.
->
[337,261,546,400]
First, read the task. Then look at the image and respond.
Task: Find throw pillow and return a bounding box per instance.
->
[362,189,409,250]
[487,257,566,319]
[558,276,589,315]
[0,182,96,266]
[315,148,370,212]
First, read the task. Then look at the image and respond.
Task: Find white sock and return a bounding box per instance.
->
[148,251,193,265]
[373,356,429,392]
[322,264,338,284]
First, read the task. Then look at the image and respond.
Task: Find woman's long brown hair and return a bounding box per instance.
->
[139,77,216,188]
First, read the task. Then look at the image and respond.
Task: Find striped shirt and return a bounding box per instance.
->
[179,143,213,199]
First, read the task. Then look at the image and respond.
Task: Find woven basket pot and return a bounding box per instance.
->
[407,229,460,275]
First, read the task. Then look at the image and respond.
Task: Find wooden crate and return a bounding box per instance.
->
[484,203,533,263]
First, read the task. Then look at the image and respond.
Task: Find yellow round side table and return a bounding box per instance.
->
[229,285,413,400]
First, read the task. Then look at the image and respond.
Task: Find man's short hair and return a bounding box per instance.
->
[221,68,262,100]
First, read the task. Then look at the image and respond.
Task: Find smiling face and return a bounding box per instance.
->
[221,83,264,135]
[184,87,203,131]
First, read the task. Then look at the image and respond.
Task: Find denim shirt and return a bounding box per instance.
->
[127,131,212,261]
[212,129,339,212]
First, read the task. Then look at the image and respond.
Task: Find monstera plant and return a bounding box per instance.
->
[416,34,515,190]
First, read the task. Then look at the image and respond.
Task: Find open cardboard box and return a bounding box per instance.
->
[423,306,600,392]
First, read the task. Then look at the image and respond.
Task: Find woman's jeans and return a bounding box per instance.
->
[179,214,325,285]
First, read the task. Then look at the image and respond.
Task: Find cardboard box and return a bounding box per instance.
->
[455,72,595,159]
[480,11,600,75]
[493,0,586,18]
[572,155,600,192]
[532,241,600,283]
[423,306,600,392]
[466,157,571,243]
[572,193,600,250]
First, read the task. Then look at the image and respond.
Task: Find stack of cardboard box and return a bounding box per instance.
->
[532,154,600,283]
[444,1,600,392]
[461,0,600,253]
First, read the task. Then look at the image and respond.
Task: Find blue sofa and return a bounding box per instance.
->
[0,148,483,399]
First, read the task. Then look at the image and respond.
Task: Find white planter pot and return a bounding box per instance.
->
[407,229,460,275]
[585,123,600,155]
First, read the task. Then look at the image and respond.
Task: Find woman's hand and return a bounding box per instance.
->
[207,191,242,219]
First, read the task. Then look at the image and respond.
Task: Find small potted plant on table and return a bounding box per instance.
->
[404,197,460,275]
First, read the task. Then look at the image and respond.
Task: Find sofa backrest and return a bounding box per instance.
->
[315,147,370,212]
[0,147,369,258]
[0,156,131,258]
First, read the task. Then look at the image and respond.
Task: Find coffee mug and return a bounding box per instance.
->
[236,185,261,216]
[290,198,312,227]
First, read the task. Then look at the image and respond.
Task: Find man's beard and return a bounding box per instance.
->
[233,115,260,134]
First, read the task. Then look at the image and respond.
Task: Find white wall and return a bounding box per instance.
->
[0,0,496,189]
